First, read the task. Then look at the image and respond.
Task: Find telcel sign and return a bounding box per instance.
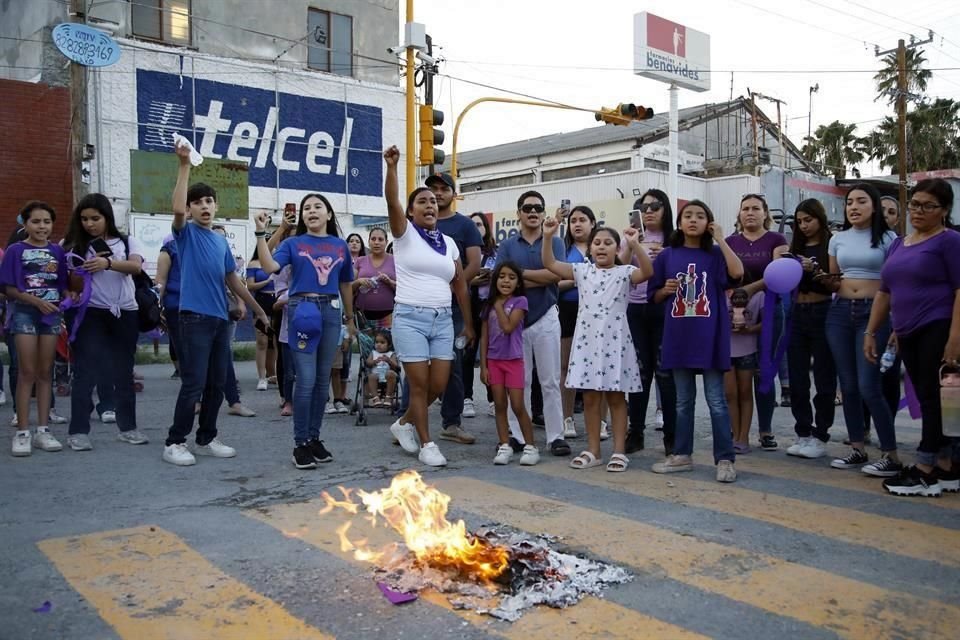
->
[633,13,710,92]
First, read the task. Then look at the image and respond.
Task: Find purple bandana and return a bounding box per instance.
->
[60,251,93,342]
[412,222,446,255]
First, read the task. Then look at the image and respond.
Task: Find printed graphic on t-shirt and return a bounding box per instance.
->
[21,248,60,301]
[296,242,345,286]
[672,262,711,318]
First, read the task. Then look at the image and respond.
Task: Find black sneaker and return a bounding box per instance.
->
[532,414,545,427]
[625,430,644,454]
[862,454,903,478]
[779,392,791,408]
[550,438,571,456]
[831,448,869,469]
[883,466,942,497]
[308,439,333,463]
[760,435,778,451]
[508,437,525,454]
[935,466,960,493]
[292,445,317,470]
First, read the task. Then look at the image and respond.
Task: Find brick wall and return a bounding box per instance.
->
[0,79,72,247]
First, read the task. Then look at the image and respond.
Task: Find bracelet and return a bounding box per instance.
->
[864,330,875,337]
[254,231,266,238]
[105,257,113,270]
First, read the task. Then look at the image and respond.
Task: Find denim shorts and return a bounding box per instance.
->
[392,303,454,362]
[731,352,759,371]
[10,302,62,336]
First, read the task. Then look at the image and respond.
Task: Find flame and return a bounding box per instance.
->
[321,471,509,581]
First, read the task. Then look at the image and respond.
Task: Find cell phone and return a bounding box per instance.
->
[255,318,273,335]
[560,199,571,212]
[628,210,646,235]
[283,202,297,224]
[90,238,112,256]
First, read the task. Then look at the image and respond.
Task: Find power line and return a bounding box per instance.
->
[800,0,912,38]
[841,0,960,53]
[727,0,882,49]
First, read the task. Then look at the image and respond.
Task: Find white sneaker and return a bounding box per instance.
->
[419,442,447,466]
[10,415,19,427]
[67,434,93,451]
[786,437,811,457]
[100,410,117,424]
[11,430,31,457]
[325,402,337,414]
[716,460,737,483]
[117,430,149,445]
[563,416,578,439]
[163,443,196,466]
[0,390,6,405]
[797,438,827,459]
[520,445,540,466]
[390,419,419,454]
[48,410,68,424]
[256,378,268,391]
[194,438,236,458]
[493,443,513,465]
[334,401,349,414]
[462,398,476,418]
[655,408,664,429]
[486,403,495,417]
[33,427,62,452]
[600,420,610,441]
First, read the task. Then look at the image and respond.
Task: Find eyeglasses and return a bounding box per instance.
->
[520,204,545,214]
[907,199,943,213]
[639,202,663,213]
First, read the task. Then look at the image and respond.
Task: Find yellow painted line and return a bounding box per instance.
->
[247,499,707,640]
[532,462,960,566]
[432,476,960,640]
[38,526,332,640]
[728,453,960,511]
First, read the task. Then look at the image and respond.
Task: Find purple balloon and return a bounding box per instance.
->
[763,258,803,294]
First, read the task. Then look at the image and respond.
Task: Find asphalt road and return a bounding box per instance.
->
[0,362,957,639]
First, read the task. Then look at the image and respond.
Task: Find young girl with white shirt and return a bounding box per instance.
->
[822,184,901,476]
[381,146,474,467]
[61,194,148,451]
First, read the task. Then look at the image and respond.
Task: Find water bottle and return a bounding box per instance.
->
[879,344,897,373]
[454,335,467,350]
[941,366,960,437]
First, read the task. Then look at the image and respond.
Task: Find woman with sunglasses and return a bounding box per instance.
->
[865,179,960,496]
[625,189,676,456]
[725,194,789,451]
[824,183,902,477]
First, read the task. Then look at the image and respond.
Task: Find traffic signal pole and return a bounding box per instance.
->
[669,84,678,217]
[405,0,416,197]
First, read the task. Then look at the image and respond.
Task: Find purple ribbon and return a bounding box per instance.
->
[758,289,796,395]
[59,251,93,342]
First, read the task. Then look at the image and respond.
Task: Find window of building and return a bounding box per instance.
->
[308,9,353,77]
[541,159,631,182]
[460,173,536,192]
[131,0,192,46]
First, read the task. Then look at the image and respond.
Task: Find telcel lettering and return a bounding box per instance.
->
[193,100,354,176]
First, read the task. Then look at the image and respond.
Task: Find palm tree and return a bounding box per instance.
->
[860,99,960,172]
[874,47,932,105]
[803,121,864,178]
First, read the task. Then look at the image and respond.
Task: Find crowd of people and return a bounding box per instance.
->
[3,140,958,497]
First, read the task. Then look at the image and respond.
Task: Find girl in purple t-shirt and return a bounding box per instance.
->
[479,261,538,466]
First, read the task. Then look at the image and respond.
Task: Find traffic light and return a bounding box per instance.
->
[594,103,655,126]
[419,104,445,166]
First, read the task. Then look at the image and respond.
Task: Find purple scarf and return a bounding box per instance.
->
[412,222,446,255]
[60,252,93,342]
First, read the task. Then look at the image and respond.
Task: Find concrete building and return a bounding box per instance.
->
[1,0,403,270]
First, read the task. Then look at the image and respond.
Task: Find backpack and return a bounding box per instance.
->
[121,236,162,332]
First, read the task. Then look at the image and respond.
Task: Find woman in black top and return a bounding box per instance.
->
[784,199,836,459]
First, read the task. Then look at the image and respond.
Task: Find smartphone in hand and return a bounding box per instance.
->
[628,210,646,235]
[90,238,112,256]
[255,318,274,335]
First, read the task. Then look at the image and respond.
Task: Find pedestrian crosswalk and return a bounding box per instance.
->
[36,454,960,639]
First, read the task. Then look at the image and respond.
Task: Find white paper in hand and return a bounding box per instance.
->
[172,133,203,166]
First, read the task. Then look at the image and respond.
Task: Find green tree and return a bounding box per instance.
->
[860,99,960,172]
[803,121,864,178]
[874,47,932,105]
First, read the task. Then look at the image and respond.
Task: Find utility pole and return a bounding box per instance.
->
[807,83,819,141]
[752,90,787,169]
[875,31,933,236]
[404,0,416,196]
[69,0,89,205]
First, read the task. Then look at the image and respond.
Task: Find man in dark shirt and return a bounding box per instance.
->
[427,172,482,445]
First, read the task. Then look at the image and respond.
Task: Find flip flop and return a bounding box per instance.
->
[570,451,603,469]
[606,453,630,473]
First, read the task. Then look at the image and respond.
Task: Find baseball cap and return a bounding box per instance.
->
[289,302,324,353]
[425,172,456,191]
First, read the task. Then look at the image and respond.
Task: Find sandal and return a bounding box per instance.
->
[569,451,603,469]
[606,453,629,473]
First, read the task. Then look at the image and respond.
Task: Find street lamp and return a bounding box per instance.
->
[807,83,819,140]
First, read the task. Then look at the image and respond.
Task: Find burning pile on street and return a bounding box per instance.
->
[320,471,631,621]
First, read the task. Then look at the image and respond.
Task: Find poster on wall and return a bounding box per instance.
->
[130,150,249,219]
[128,214,250,277]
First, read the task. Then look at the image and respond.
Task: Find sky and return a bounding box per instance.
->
[413,0,960,171]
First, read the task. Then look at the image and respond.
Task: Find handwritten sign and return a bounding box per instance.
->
[130,150,250,219]
[52,23,121,67]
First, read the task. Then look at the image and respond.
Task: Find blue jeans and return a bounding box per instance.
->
[289,297,342,445]
[223,321,241,406]
[787,300,836,441]
[825,298,896,451]
[673,368,735,463]
[69,308,139,435]
[441,306,465,429]
[166,312,231,446]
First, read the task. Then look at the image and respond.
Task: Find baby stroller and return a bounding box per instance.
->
[350,312,401,426]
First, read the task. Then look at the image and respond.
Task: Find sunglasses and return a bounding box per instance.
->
[639,202,663,213]
[741,193,767,203]
[520,204,545,214]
